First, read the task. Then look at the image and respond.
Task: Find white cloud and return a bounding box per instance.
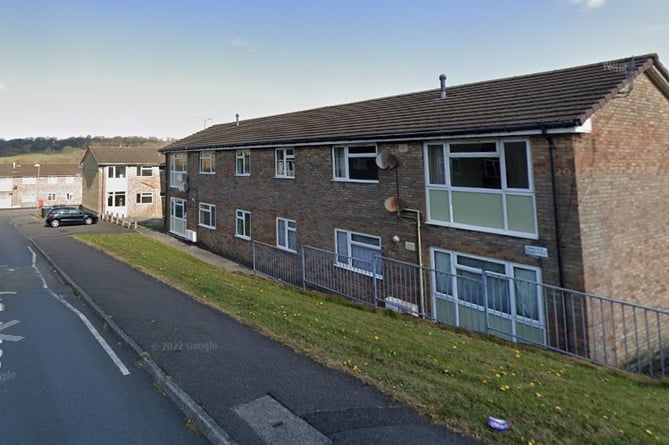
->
[567,0,607,9]
[230,37,251,48]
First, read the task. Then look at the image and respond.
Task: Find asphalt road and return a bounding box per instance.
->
[0,210,207,445]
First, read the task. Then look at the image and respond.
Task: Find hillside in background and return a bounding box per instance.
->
[0,136,170,164]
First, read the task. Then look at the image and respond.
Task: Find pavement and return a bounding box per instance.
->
[15,211,479,445]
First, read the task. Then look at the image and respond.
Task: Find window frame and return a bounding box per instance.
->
[275,148,295,179]
[136,192,153,204]
[235,209,251,240]
[332,145,379,183]
[431,248,543,325]
[424,139,537,238]
[169,153,187,189]
[235,149,250,176]
[334,228,383,278]
[47,193,57,201]
[107,191,126,207]
[276,217,297,252]
[107,166,126,179]
[136,166,153,177]
[199,152,215,175]
[198,202,216,229]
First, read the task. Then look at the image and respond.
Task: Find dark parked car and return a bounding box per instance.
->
[45,206,98,228]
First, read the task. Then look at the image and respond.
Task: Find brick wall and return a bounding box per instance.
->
[10,175,82,209]
[180,137,586,291]
[574,72,669,309]
[125,166,163,219]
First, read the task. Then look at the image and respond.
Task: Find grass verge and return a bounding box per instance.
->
[76,233,668,445]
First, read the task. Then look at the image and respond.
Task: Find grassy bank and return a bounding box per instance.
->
[76,233,668,444]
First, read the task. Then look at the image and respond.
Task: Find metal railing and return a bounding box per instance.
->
[252,242,669,377]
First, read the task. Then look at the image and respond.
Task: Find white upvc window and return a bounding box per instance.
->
[235,149,250,176]
[47,193,57,201]
[275,148,295,178]
[199,152,215,174]
[170,153,187,189]
[332,145,378,182]
[276,218,297,252]
[425,139,536,238]
[335,229,382,277]
[66,193,73,200]
[136,166,153,177]
[47,176,58,184]
[65,176,75,184]
[431,248,544,343]
[136,192,153,204]
[107,191,126,207]
[22,177,36,185]
[198,202,216,229]
[235,209,251,239]
[108,166,126,178]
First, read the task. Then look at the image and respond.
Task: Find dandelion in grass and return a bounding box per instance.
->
[499,384,510,392]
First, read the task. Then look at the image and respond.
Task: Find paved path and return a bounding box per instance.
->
[21,214,478,444]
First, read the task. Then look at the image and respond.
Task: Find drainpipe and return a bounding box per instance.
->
[403,209,425,317]
[543,129,565,288]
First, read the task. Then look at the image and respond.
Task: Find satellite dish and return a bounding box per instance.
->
[384,196,406,213]
[375,152,399,170]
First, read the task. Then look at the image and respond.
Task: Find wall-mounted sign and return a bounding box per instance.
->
[524,245,548,258]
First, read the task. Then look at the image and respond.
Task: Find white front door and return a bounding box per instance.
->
[170,198,187,237]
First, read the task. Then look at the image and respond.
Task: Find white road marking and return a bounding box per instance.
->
[27,246,130,376]
[0,292,17,295]
[0,320,24,342]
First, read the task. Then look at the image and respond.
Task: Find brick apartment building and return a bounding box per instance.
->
[81,146,164,220]
[0,163,82,209]
[160,54,669,354]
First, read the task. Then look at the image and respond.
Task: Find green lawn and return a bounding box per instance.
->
[76,233,668,445]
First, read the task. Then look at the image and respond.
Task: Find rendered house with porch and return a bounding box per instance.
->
[160,54,669,364]
[81,146,164,220]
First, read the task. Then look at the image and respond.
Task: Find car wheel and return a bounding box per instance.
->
[50,219,60,228]
[84,217,93,225]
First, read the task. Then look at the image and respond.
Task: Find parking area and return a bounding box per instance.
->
[4,208,132,240]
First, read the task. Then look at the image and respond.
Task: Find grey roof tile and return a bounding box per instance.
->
[162,54,667,152]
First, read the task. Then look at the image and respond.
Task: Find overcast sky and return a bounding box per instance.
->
[1,0,667,140]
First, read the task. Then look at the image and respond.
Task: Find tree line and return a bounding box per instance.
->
[0,136,172,157]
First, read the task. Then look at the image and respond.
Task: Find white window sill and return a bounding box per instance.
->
[235,234,251,241]
[276,245,298,254]
[198,224,216,230]
[332,178,379,184]
[334,262,383,280]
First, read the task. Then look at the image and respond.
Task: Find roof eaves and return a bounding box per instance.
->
[160,120,583,152]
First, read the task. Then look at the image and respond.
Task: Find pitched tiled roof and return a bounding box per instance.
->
[0,163,82,177]
[162,54,669,152]
[86,146,164,165]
